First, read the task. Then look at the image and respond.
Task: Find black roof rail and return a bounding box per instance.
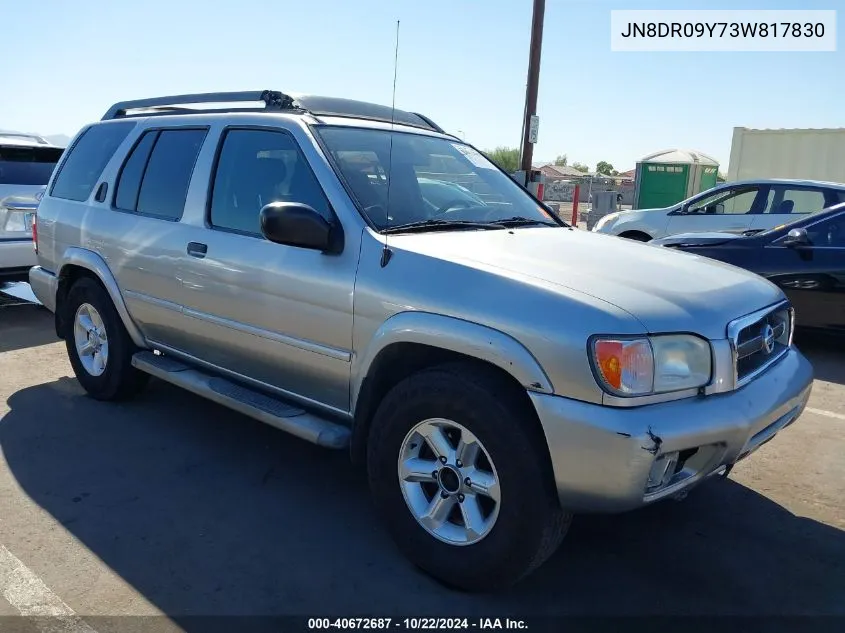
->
[290,95,447,134]
[101,90,296,120]
[410,112,446,134]
[100,90,451,136]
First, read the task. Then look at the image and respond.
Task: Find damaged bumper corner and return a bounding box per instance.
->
[528,347,814,514]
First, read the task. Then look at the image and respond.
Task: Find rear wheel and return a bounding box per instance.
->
[64,277,149,401]
[367,363,571,592]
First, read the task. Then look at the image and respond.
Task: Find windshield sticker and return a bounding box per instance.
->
[452,144,494,170]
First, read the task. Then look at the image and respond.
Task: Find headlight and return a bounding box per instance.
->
[592,211,620,232]
[591,334,712,396]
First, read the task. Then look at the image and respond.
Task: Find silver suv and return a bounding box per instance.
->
[29,90,814,592]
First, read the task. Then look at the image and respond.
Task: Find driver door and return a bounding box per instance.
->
[665,185,763,236]
[764,213,845,331]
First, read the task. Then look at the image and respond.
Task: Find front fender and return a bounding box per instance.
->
[351,311,554,411]
[609,211,671,238]
[58,247,146,348]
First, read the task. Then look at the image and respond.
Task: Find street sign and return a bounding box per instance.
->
[528,115,540,144]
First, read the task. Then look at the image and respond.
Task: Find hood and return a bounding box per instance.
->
[652,232,743,247]
[388,227,784,340]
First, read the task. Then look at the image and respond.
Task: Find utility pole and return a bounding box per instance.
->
[519,0,545,176]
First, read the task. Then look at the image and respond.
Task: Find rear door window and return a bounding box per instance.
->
[50,122,135,201]
[762,187,831,215]
[0,145,64,185]
[114,131,158,211]
[113,128,207,220]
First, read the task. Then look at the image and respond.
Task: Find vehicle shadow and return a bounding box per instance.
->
[795,334,845,386]
[0,378,843,623]
[0,303,57,353]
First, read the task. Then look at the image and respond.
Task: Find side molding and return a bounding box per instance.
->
[59,247,147,348]
[352,311,554,411]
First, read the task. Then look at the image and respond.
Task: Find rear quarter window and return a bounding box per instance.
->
[50,122,136,202]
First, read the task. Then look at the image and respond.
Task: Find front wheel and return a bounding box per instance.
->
[367,363,571,592]
[64,277,149,401]
[619,231,652,242]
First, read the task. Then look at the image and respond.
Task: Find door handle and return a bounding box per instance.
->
[187,242,208,258]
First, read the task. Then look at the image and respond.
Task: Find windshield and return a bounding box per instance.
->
[0,145,64,185]
[316,127,559,231]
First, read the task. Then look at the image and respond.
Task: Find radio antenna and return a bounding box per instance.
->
[380,19,400,268]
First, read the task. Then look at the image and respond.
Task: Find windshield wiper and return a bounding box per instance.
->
[381,219,505,234]
[486,216,560,228]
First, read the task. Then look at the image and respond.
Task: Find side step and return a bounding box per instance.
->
[131,351,351,449]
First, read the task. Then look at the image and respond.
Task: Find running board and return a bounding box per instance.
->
[131,351,350,449]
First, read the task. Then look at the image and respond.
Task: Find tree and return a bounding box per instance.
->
[554,154,568,167]
[484,147,520,173]
[595,161,615,176]
[571,162,589,173]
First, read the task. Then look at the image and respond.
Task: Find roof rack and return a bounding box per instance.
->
[0,132,50,145]
[101,90,296,121]
[100,90,450,135]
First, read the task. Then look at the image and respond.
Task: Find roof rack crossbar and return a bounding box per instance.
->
[101,90,295,121]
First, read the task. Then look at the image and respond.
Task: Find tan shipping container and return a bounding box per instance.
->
[727,127,845,184]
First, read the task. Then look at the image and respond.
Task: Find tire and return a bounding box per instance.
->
[620,231,651,242]
[64,277,149,401]
[367,362,572,592]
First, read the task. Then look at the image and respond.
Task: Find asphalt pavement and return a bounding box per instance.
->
[0,295,843,631]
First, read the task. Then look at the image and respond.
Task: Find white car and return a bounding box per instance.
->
[592,179,845,242]
[0,133,64,282]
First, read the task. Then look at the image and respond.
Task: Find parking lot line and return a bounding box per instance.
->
[806,407,845,421]
[0,544,97,632]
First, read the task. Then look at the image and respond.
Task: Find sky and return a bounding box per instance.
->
[3,0,842,173]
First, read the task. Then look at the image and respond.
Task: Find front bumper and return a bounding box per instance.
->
[530,347,813,513]
[28,265,58,313]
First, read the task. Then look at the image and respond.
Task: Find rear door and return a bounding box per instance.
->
[748,184,844,233]
[665,184,763,236]
[103,126,208,347]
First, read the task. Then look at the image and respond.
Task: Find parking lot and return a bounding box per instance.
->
[1,292,844,627]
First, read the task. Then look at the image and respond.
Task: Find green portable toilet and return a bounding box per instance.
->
[633,149,719,210]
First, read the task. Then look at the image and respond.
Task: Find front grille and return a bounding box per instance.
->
[728,302,793,387]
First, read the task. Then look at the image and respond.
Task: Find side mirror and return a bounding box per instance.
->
[259,202,342,253]
[782,227,810,248]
